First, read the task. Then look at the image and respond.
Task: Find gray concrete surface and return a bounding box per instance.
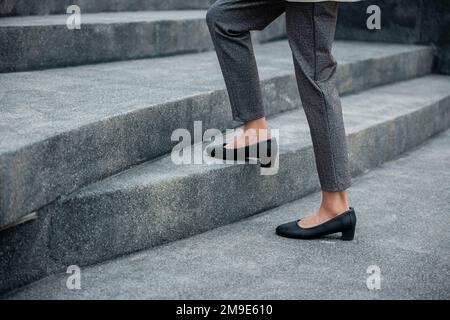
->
[0,41,432,229]
[45,75,450,267]
[2,74,449,294]
[336,0,450,75]
[4,129,450,300]
[0,10,285,72]
[0,0,216,16]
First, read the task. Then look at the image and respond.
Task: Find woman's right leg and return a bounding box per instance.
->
[206,0,285,148]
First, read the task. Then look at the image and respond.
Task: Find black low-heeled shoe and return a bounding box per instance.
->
[276,207,357,241]
[206,138,278,168]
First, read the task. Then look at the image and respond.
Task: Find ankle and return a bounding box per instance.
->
[320,190,349,216]
[319,199,349,216]
[244,117,267,130]
[243,118,269,137]
[319,205,346,218]
[242,129,270,144]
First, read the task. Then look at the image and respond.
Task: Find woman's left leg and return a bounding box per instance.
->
[285,2,352,229]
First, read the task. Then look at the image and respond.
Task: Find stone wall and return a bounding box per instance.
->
[336,0,450,74]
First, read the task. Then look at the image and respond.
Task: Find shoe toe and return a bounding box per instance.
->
[275,221,299,237]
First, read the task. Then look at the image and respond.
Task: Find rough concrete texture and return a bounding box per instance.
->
[0,10,285,72]
[0,41,433,229]
[336,0,423,44]
[1,74,449,294]
[4,129,450,300]
[336,0,450,75]
[0,0,216,16]
[41,75,450,265]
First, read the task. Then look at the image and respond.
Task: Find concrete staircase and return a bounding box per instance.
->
[1,1,450,295]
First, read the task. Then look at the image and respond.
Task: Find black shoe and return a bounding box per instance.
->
[276,207,357,241]
[206,138,278,168]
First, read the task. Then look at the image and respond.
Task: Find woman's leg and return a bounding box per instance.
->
[206,0,285,149]
[285,2,351,227]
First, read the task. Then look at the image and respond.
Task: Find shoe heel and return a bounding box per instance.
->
[341,226,355,241]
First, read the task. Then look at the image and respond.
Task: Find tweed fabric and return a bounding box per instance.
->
[206,0,351,191]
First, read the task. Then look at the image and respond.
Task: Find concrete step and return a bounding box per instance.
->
[0,41,433,230]
[5,128,450,300]
[2,74,449,294]
[1,0,216,16]
[0,10,285,72]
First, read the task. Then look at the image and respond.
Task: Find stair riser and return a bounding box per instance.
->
[0,0,216,17]
[1,91,449,294]
[0,47,433,229]
[348,97,450,175]
[0,16,284,73]
[338,50,436,93]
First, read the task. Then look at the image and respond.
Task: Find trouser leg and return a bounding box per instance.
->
[206,0,285,122]
[286,2,351,191]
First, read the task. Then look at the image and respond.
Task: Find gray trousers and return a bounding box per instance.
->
[206,0,351,191]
